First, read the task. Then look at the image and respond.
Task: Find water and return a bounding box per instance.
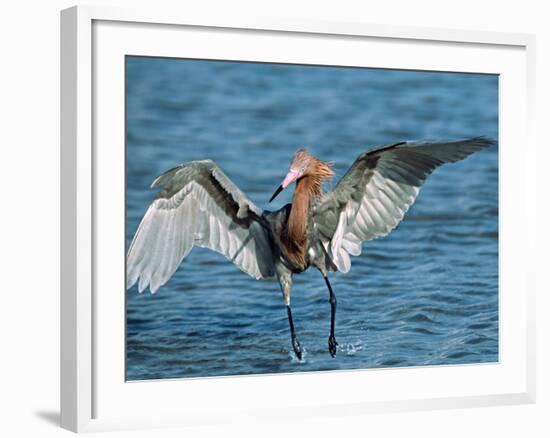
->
[125,56,498,380]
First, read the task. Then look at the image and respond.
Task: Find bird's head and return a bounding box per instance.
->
[269,148,334,202]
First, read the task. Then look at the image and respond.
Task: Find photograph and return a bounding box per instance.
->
[125,56,498,380]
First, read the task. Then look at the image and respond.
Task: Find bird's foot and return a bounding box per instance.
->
[328,335,338,357]
[292,336,303,360]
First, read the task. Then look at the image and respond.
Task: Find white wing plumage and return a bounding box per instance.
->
[127,160,275,293]
[313,137,495,273]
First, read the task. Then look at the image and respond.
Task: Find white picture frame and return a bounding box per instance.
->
[60,4,536,433]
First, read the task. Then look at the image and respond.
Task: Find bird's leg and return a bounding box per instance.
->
[323,275,338,357]
[277,270,302,360]
[286,305,302,360]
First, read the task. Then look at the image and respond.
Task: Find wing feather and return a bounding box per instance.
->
[313,137,495,272]
[127,160,275,293]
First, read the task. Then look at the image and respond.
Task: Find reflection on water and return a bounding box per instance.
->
[126,57,498,380]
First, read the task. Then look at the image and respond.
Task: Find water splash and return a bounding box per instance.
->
[338,339,365,356]
[288,347,308,363]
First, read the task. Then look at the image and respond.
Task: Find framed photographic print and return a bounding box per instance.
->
[61,5,536,433]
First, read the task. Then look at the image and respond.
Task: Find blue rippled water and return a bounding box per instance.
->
[125,56,498,380]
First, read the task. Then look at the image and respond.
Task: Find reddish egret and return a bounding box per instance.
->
[127,137,494,359]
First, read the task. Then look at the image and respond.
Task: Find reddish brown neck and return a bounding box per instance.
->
[282,176,319,267]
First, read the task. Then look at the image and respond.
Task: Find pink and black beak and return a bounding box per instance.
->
[269,169,300,202]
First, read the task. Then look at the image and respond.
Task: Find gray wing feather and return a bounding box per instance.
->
[127,160,275,293]
[313,137,495,273]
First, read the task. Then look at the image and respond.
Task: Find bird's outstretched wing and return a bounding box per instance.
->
[312,137,495,273]
[127,160,275,293]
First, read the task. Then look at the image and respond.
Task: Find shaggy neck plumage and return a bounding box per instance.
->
[287,177,314,243]
[282,160,334,268]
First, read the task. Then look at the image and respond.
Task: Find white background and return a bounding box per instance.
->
[0,1,547,437]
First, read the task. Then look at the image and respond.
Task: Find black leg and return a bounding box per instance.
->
[324,275,338,357]
[286,305,302,360]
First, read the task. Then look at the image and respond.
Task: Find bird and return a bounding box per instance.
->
[126,137,494,359]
